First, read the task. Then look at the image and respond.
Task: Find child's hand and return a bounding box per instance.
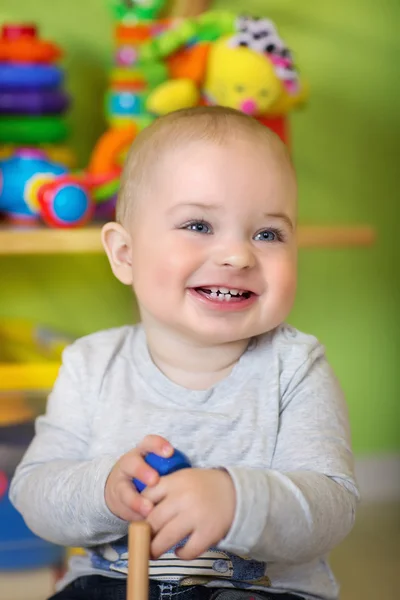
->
[105,435,173,522]
[142,468,236,560]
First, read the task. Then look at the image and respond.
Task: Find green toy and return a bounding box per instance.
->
[138,11,236,62]
[109,0,167,22]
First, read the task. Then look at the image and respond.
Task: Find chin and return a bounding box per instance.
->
[182,323,255,346]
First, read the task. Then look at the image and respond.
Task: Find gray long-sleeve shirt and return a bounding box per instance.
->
[10,324,358,599]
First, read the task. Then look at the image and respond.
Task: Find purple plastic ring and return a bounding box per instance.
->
[0,89,70,115]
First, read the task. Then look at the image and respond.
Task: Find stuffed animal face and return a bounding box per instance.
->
[203,37,283,116]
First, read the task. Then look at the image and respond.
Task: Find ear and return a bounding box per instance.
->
[101,222,133,285]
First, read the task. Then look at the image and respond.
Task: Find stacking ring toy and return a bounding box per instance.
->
[0,38,61,63]
[0,116,68,143]
[0,24,62,63]
[0,64,63,90]
[0,90,70,115]
[2,24,37,40]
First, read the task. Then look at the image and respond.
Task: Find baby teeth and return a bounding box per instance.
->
[201,286,249,300]
[209,287,242,295]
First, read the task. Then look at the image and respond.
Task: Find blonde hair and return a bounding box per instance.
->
[116,106,290,224]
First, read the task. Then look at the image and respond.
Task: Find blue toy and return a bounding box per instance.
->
[0,148,66,221]
[0,421,65,570]
[0,64,63,90]
[0,148,93,227]
[133,448,191,492]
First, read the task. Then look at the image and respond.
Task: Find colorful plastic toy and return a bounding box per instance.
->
[0,63,63,89]
[0,318,72,364]
[0,89,70,115]
[133,449,191,492]
[110,0,166,22]
[36,175,94,228]
[0,23,62,63]
[142,12,308,145]
[0,7,307,228]
[0,149,92,226]
[0,23,73,163]
[1,417,64,570]
[0,115,68,144]
[104,0,176,131]
[0,144,126,226]
[0,143,76,168]
[0,317,70,570]
[0,319,72,392]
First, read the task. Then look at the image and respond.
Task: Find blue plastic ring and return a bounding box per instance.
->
[0,64,63,90]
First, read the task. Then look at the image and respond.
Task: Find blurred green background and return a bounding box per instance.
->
[0,0,399,453]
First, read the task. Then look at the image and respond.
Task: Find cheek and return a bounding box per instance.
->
[131,234,203,291]
[267,252,297,297]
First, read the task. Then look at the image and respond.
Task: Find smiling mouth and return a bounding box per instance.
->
[194,287,253,301]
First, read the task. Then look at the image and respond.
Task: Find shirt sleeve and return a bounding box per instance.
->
[9,343,128,548]
[219,344,359,564]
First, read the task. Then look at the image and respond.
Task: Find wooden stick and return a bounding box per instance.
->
[127,521,151,600]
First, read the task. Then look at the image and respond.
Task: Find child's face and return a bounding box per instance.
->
[128,137,297,345]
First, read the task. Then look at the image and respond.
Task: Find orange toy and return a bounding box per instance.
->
[0,24,62,63]
[116,24,152,43]
[167,42,211,85]
[88,125,137,176]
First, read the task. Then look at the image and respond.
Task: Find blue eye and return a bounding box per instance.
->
[183,221,212,234]
[254,228,284,242]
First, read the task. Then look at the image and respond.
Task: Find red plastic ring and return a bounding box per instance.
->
[2,24,37,40]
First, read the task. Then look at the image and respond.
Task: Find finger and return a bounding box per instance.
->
[119,451,159,486]
[112,496,148,523]
[150,516,192,559]
[175,531,211,561]
[142,470,186,504]
[141,478,167,504]
[137,435,173,458]
[146,497,179,535]
[120,480,153,517]
[117,505,147,523]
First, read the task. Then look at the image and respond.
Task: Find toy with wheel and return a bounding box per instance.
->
[0,129,137,227]
[0,149,92,227]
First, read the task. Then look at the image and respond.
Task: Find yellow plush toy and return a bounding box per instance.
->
[203,36,287,116]
[146,16,308,119]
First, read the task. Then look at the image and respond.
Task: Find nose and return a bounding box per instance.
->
[214,241,256,270]
[240,98,258,115]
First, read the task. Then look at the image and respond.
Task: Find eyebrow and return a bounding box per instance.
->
[169,203,294,230]
[263,212,294,231]
[168,202,222,214]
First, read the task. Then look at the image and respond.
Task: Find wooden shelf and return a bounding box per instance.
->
[0,224,375,255]
[0,225,103,255]
[297,226,376,248]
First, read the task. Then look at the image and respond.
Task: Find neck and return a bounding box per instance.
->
[142,322,249,390]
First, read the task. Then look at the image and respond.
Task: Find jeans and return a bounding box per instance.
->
[48,576,304,600]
